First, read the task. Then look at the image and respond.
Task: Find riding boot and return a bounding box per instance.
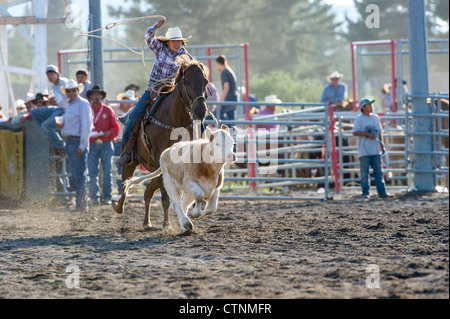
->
[116,120,141,167]
[116,90,163,167]
[116,152,131,167]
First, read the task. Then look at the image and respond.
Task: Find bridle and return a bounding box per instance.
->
[147,62,218,131]
[176,64,208,119]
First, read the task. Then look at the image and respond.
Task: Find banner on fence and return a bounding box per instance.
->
[0,128,24,201]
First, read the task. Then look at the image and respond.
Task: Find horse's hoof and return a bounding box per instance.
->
[112,201,123,214]
[162,225,174,233]
[142,223,152,230]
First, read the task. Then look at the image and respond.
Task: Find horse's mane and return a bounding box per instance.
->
[174,56,207,85]
[150,56,206,95]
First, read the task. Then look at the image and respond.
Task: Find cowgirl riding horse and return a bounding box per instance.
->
[113,19,210,230]
[116,17,194,166]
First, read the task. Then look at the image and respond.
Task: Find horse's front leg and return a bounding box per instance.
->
[112,160,139,214]
[142,178,159,229]
[158,175,173,232]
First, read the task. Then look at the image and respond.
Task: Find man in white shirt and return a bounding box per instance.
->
[60,79,93,212]
[353,98,392,199]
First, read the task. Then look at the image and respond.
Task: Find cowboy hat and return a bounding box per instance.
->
[157,27,192,42]
[24,92,35,104]
[327,71,343,81]
[16,99,25,109]
[116,89,137,101]
[359,98,375,110]
[33,93,49,103]
[60,79,84,95]
[86,85,107,100]
[124,84,140,92]
[265,94,282,104]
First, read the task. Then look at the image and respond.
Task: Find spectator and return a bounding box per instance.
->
[60,79,93,212]
[124,84,141,99]
[386,78,409,112]
[204,66,218,115]
[381,83,391,112]
[32,92,50,107]
[76,69,94,100]
[320,71,348,106]
[113,90,137,194]
[24,92,36,108]
[352,98,392,199]
[16,100,26,112]
[216,55,238,122]
[86,85,119,205]
[240,86,259,116]
[29,65,69,153]
[255,95,281,131]
[11,96,36,126]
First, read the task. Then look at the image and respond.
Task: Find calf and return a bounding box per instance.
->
[123,125,236,233]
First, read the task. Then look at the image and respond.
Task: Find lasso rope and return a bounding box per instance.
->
[74,15,166,68]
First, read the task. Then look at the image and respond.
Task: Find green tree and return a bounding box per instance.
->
[344,0,448,41]
[107,0,345,102]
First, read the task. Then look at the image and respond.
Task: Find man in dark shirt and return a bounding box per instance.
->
[216,55,238,122]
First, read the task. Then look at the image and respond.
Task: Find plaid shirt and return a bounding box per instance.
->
[145,24,193,86]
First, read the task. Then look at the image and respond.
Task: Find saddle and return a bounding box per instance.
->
[128,92,170,168]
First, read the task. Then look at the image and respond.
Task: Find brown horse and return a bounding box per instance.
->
[112,58,209,231]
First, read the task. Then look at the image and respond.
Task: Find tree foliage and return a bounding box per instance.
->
[344,0,448,41]
[6,0,448,102]
[108,0,347,100]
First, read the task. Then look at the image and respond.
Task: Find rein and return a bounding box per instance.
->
[172,64,208,122]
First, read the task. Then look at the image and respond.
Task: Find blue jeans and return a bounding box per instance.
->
[30,107,65,149]
[359,155,388,196]
[88,140,114,202]
[66,137,89,209]
[113,141,123,194]
[123,90,152,148]
[219,105,236,122]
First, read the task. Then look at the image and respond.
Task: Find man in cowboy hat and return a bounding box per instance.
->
[320,71,348,106]
[86,85,119,205]
[11,95,36,126]
[32,92,50,107]
[29,64,70,153]
[60,79,93,212]
[353,98,392,199]
[255,95,281,131]
[116,17,194,167]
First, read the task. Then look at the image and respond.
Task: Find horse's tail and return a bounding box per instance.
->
[123,167,162,194]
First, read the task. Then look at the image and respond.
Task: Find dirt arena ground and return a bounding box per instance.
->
[0,190,448,300]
